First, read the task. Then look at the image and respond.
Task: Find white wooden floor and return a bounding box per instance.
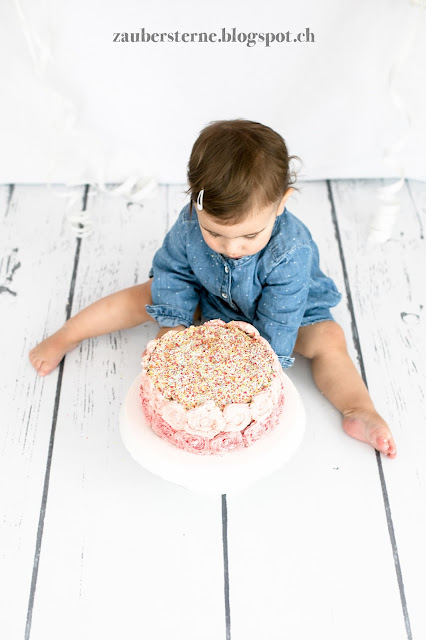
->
[1,180,425,640]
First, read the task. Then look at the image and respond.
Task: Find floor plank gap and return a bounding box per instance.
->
[375,450,413,640]
[328,180,413,640]
[25,356,67,640]
[222,494,231,640]
[25,185,90,639]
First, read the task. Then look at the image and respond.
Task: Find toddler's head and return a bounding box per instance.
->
[186,119,300,259]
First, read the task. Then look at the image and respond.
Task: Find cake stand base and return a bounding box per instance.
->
[119,372,305,496]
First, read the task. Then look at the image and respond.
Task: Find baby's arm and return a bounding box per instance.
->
[254,246,312,367]
[147,207,201,331]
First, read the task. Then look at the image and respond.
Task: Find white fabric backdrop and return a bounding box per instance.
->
[0,0,425,185]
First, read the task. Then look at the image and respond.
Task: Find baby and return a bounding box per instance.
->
[29,119,397,457]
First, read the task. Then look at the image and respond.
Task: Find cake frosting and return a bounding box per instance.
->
[139,319,285,455]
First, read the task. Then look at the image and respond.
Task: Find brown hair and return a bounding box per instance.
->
[186,119,301,224]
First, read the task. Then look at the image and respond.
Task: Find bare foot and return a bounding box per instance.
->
[342,408,397,458]
[29,327,80,376]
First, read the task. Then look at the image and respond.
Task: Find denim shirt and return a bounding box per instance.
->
[146,203,342,368]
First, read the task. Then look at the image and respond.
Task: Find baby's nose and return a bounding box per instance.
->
[223,240,242,256]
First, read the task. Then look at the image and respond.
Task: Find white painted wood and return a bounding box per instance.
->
[29,187,226,640]
[226,181,407,640]
[168,184,190,229]
[331,178,426,639]
[2,180,424,640]
[0,185,85,640]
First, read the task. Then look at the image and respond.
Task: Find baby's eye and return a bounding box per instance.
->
[209,231,219,238]
[245,234,258,240]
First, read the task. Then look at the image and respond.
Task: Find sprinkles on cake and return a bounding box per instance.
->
[146,323,275,410]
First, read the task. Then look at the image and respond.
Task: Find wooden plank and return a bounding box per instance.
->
[0,185,85,640]
[29,187,227,640]
[331,178,426,639]
[225,181,407,639]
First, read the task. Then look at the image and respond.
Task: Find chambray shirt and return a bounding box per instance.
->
[146,203,342,368]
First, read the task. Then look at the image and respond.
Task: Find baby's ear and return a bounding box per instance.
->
[277,188,294,214]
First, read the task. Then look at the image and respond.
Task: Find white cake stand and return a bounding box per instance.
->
[119,372,306,496]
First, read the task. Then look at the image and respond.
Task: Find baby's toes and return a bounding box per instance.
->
[37,362,50,376]
[33,358,46,376]
[29,351,39,368]
[29,351,48,376]
[384,438,397,458]
[373,432,390,455]
[371,430,397,458]
[39,359,60,376]
[29,348,43,368]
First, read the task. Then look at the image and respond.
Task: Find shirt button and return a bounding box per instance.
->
[222,292,228,299]
[224,266,229,273]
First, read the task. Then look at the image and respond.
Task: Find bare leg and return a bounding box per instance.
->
[293,320,397,458]
[29,280,156,376]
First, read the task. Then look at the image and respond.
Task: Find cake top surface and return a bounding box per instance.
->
[146,322,276,410]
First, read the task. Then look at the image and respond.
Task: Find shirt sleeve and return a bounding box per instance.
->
[145,211,201,328]
[253,245,313,368]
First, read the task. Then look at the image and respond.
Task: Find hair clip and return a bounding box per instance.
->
[196,189,204,211]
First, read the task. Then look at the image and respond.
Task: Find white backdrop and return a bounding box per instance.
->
[0,0,425,185]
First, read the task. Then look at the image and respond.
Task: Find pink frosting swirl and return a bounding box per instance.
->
[140,372,164,411]
[173,431,211,455]
[140,391,154,422]
[210,430,244,454]
[250,390,273,422]
[140,369,154,394]
[186,401,226,438]
[145,339,158,356]
[159,400,188,431]
[242,420,272,446]
[150,386,165,411]
[151,412,177,440]
[242,401,284,447]
[204,319,226,327]
[223,403,251,432]
[230,321,260,338]
[141,339,158,367]
[269,376,283,404]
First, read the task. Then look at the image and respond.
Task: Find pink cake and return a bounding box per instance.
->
[139,319,285,455]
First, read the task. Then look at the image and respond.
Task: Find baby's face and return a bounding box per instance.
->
[197,192,290,260]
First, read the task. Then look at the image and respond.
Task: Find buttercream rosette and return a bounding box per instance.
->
[139,320,285,455]
[151,412,177,441]
[223,403,252,432]
[186,401,226,438]
[249,390,274,422]
[173,431,211,455]
[210,430,244,454]
[159,400,188,431]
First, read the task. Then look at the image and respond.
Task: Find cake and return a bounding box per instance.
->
[139,319,285,455]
